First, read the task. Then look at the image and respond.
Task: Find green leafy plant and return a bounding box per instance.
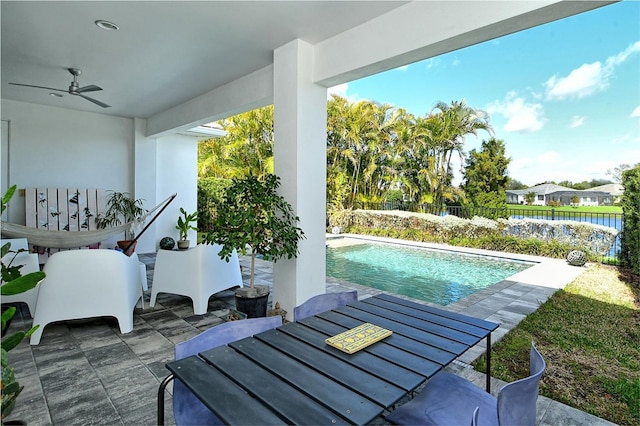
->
[1,185,45,422]
[202,173,305,288]
[95,191,147,240]
[176,208,198,241]
[619,165,639,273]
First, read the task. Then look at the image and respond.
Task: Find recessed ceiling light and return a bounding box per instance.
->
[50,93,63,98]
[95,20,119,31]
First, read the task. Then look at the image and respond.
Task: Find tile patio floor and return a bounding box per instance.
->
[4,237,617,425]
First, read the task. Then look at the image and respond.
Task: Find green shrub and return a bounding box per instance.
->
[197,177,231,232]
[2,185,45,421]
[619,166,640,273]
[340,210,606,261]
[383,189,404,203]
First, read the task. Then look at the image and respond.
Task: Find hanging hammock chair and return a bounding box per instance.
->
[1,193,177,249]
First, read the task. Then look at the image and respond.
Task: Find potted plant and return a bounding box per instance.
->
[176,208,198,250]
[95,191,147,255]
[202,173,305,318]
[1,185,45,424]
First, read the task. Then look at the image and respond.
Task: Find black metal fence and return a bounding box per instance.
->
[355,201,624,261]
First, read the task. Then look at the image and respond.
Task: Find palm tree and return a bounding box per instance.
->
[198,106,274,180]
[428,100,493,205]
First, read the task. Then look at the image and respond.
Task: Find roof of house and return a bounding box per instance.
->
[507,183,621,197]
[507,184,574,196]
[589,183,624,195]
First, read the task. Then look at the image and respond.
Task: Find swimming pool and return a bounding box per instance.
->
[326,241,534,305]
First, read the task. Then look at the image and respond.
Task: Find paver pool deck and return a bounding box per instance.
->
[5,235,616,425]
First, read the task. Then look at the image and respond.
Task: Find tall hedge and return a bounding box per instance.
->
[619,166,640,273]
[197,177,231,232]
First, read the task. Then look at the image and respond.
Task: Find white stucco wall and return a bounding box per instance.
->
[1,99,201,254]
[1,100,134,224]
[154,134,198,249]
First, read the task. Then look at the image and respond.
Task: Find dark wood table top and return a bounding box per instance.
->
[165,293,499,425]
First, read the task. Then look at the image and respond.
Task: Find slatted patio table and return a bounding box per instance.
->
[157,293,499,425]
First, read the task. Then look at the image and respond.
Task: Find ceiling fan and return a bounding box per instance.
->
[9,68,110,108]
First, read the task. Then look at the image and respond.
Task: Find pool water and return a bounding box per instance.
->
[326,242,533,305]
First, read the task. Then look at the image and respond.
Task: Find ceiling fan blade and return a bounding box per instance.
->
[9,82,66,92]
[76,85,102,93]
[79,94,110,108]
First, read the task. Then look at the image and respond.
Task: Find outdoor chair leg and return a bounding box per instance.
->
[485,333,492,392]
[157,374,175,425]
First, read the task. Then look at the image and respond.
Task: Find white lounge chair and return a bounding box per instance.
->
[29,249,142,345]
[150,243,243,315]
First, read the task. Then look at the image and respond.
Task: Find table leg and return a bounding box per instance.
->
[157,374,175,425]
[485,333,492,392]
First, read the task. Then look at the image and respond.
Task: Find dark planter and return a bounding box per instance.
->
[235,294,269,318]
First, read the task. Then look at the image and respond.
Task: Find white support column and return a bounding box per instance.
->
[133,118,158,253]
[273,39,327,320]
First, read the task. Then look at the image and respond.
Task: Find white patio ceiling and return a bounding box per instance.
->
[2,1,614,134]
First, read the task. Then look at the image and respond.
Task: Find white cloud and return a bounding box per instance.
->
[425,58,441,69]
[631,105,640,118]
[328,83,349,100]
[452,58,461,66]
[396,65,410,72]
[607,40,640,67]
[545,62,607,99]
[545,40,640,100]
[508,157,533,177]
[537,151,561,164]
[486,93,545,133]
[569,116,585,128]
[610,132,633,144]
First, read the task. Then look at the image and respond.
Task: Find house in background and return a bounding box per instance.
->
[507,183,620,206]
[590,183,624,204]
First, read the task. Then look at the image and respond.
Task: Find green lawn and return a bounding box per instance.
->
[507,204,622,214]
[473,264,639,425]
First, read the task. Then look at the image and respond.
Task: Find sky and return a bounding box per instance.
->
[328,1,640,187]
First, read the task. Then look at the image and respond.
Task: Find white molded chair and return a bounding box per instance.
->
[29,249,142,345]
[1,238,41,316]
[150,243,243,315]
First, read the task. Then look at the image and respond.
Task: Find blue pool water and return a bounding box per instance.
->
[326,242,533,305]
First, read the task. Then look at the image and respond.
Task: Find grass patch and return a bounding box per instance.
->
[508,204,622,214]
[473,264,640,425]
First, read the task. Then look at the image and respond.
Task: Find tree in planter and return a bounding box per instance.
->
[202,173,305,293]
[1,185,46,422]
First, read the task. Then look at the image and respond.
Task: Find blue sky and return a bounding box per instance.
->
[329,1,640,187]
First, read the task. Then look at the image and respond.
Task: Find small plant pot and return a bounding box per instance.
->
[177,240,190,250]
[117,240,137,256]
